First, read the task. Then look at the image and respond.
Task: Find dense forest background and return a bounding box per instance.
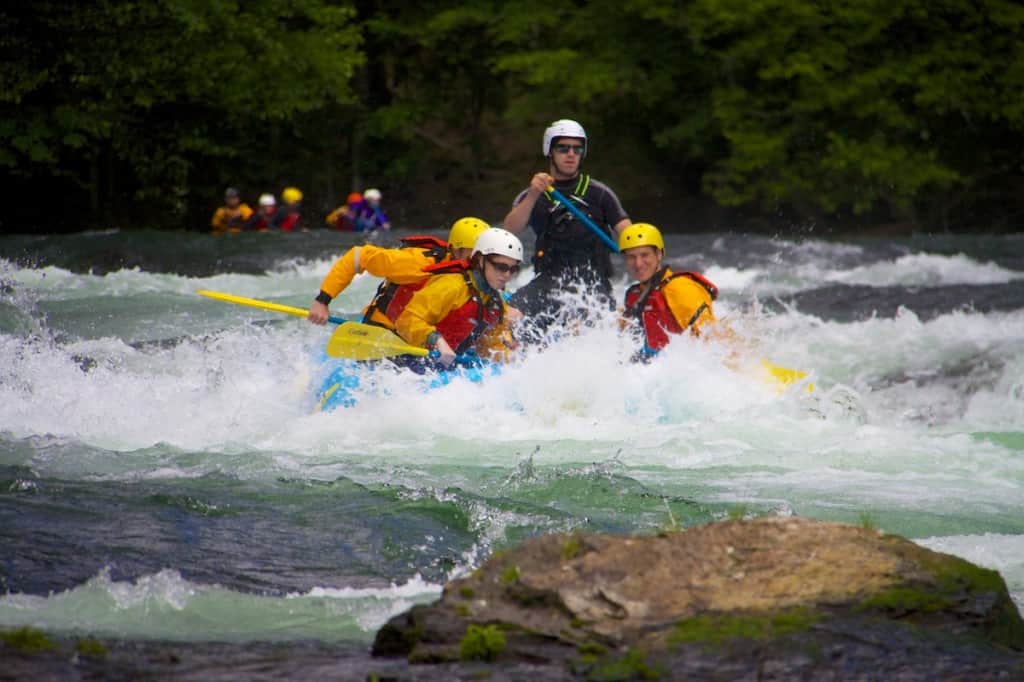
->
[2,0,1022,234]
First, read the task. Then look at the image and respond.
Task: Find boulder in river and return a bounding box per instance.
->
[373,517,1024,679]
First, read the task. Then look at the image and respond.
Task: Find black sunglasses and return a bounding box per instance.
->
[485,257,520,275]
[553,143,584,155]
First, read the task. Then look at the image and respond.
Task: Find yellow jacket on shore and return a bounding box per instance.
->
[211,204,253,233]
[395,272,515,362]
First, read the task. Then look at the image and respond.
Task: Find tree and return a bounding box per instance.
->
[1,0,363,228]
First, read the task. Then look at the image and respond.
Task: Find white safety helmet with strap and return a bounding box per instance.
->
[258,193,276,207]
[542,118,587,158]
[472,228,523,261]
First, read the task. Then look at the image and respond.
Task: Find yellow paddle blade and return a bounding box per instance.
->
[326,322,430,360]
[761,360,815,393]
[196,289,308,319]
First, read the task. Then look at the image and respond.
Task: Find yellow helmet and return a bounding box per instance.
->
[618,223,664,251]
[282,186,303,203]
[447,217,490,251]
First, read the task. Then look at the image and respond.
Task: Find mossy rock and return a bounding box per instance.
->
[668,608,821,648]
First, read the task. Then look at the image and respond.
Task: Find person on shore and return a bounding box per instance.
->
[354,188,390,232]
[307,217,491,329]
[325,192,364,231]
[246,194,278,232]
[210,187,253,234]
[502,119,631,333]
[276,186,303,232]
[395,228,523,367]
[617,223,719,362]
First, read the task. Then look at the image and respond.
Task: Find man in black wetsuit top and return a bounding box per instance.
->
[503,119,631,336]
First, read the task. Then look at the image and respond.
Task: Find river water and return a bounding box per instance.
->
[1,228,1023,650]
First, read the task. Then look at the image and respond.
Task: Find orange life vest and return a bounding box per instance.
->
[433,269,505,354]
[361,236,454,326]
[623,268,718,352]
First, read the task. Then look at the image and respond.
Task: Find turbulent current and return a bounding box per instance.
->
[1,228,1023,648]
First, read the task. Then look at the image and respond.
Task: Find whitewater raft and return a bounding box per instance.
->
[314,356,502,411]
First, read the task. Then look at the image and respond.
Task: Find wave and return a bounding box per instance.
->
[0,567,440,642]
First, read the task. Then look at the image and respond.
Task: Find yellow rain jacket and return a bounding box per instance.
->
[210,204,253,233]
[395,272,515,362]
[318,244,444,328]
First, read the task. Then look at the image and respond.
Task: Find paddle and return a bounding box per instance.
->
[325,322,429,360]
[196,289,347,325]
[761,360,814,392]
[547,186,620,252]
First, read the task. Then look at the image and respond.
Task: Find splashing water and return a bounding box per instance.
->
[1,230,1023,643]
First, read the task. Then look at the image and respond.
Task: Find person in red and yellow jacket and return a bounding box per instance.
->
[619,223,719,360]
[210,187,253,234]
[325,192,364,231]
[307,217,491,329]
[395,228,523,366]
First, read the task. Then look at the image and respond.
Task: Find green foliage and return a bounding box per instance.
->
[500,565,521,584]
[561,533,584,560]
[857,587,952,614]
[585,647,661,681]
[668,608,820,647]
[458,623,506,661]
[459,586,475,599]
[1,0,362,222]
[3,0,1023,229]
[728,505,750,521]
[1,626,56,654]
[74,637,108,658]
[858,513,878,531]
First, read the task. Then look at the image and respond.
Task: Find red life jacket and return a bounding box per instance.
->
[277,212,300,232]
[623,268,718,351]
[361,236,453,326]
[434,270,505,354]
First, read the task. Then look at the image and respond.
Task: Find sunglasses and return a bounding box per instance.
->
[553,143,585,155]
[486,257,520,275]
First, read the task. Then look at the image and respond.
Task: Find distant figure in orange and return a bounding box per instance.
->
[326,192,364,231]
[210,188,253,234]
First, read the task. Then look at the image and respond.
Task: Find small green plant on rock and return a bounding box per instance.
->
[459,624,506,662]
[500,565,521,584]
[586,647,660,681]
[75,637,108,658]
[562,534,584,560]
[1,627,56,654]
[858,512,878,531]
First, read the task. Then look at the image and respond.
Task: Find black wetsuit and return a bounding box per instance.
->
[508,173,628,334]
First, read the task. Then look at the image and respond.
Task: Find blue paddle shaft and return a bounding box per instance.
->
[328,315,347,325]
[547,187,619,253]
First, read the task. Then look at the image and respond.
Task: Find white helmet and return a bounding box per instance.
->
[258,193,276,207]
[472,228,523,261]
[363,188,382,201]
[542,118,587,157]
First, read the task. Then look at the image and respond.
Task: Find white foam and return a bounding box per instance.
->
[0,568,441,641]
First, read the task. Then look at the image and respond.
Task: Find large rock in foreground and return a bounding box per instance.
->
[374,517,1024,679]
